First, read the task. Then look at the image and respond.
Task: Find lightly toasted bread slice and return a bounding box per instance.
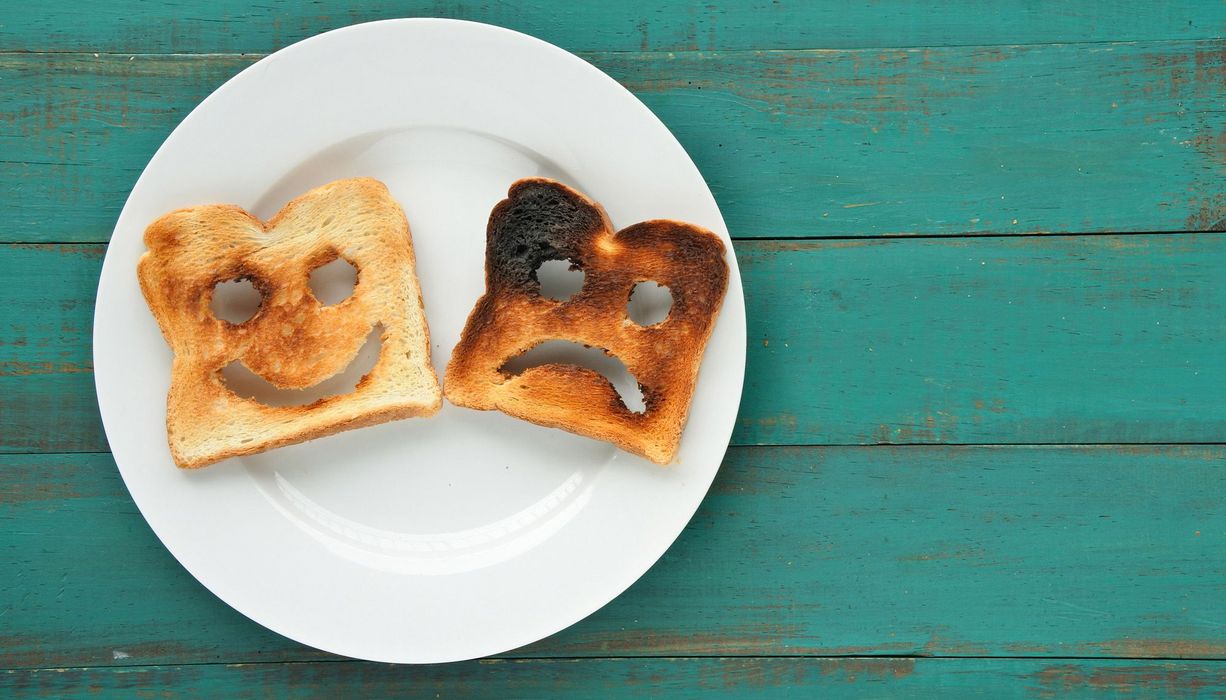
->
[445,178,729,464]
[138,178,441,469]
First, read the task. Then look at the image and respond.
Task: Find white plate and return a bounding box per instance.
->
[93,18,745,664]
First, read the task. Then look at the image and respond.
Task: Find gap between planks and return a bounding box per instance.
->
[8,654,1226,675]
[1,37,1220,58]
[5,442,1226,458]
[6,229,1226,249]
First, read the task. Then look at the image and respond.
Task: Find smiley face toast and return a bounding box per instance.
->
[138,178,441,468]
[445,178,729,464]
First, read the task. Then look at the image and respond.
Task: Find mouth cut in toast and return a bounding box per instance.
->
[445,178,729,464]
[138,177,441,469]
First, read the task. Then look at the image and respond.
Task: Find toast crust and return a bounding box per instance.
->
[138,178,441,468]
[445,178,728,464]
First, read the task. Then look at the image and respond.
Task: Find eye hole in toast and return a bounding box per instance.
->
[219,324,383,407]
[210,278,263,325]
[534,259,585,301]
[309,256,359,306]
[627,281,673,326]
[500,340,646,414]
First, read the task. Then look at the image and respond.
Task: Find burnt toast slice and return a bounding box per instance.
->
[445,178,728,464]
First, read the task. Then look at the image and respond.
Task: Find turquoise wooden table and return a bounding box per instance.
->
[3,3,1226,697]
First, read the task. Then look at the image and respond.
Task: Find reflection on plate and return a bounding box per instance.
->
[258,467,593,576]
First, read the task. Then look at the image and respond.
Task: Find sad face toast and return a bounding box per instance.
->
[445,178,729,464]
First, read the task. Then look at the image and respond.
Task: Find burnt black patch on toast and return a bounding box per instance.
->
[487,179,604,292]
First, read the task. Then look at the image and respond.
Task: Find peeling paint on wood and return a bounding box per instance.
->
[736,233,1226,445]
[6,232,1226,451]
[3,657,1226,698]
[3,41,1226,241]
[2,447,1222,667]
[0,361,92,376]
[3,4,1226,693]
[0,245,105,452]
[1033,663,1225,697]
[2,2,1224,53]
[1090,638,1226,659]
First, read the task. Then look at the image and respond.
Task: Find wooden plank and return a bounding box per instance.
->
[2,2,1222,53]
[2,41,1226,243]
[2,446,1222,668]
[0,245,103,453]
[5,234,1226,451]
[735,234,1226,445]
[0,55,249,247]
[5,658,1226,698]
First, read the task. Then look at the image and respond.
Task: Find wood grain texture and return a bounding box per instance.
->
[6,233,1225,451]
[5,658,1226,699]
[3,447,1222,668]
[5,6,1226,693]
[3,40,1226,242]
[0,245,104,453]
[2,2,1223,53]
[735,234,1226,445]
